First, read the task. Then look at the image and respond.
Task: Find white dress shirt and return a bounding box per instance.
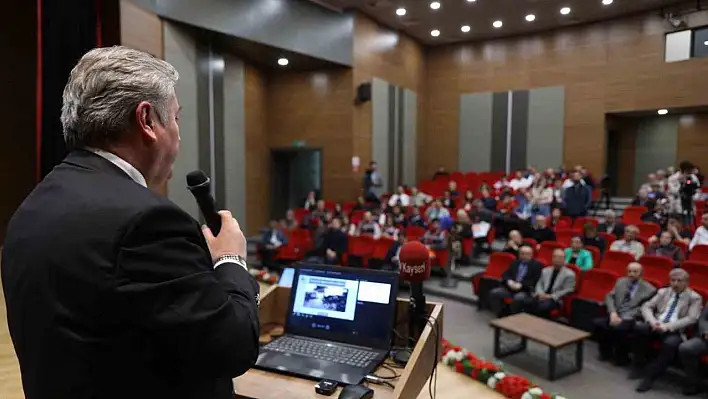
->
[388,193,410,207]
[690,226,708,250]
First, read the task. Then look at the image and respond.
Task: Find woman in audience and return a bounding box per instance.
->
[391,205,407,227]
[340,215,352,234]
[551,208,571,229]
[529,177,553,223]
[503,230,524,257]
[647,231,684,267]
[448,181,460,197]
[425,199,451,220]
[565,236,593,270]
[442,190,456,209]
[551,179,564,209]
[333,203,345,219]
[462,190,475,211]
[381,215,400,240]
[422,219,447,250]
[582,223,606,254]
[451,209,473,264]
[304,191,317,211]
[281,209,299,231]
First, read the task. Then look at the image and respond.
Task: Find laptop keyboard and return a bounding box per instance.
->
[264,336,378,368]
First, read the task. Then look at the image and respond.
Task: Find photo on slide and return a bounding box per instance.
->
[302,284,349,313]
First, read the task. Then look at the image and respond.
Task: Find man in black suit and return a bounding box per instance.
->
[1,47,259,399]
[488,244,543,316]
[318,218,349,265]
[597,209,626,239]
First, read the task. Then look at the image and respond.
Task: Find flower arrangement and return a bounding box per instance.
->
[248,268,279,284]
[441,339,567,399]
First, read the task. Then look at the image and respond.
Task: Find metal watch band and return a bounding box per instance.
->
[215,254,248,269]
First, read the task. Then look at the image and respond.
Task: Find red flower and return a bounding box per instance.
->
[455,362,464,373]
[539,394,552,399]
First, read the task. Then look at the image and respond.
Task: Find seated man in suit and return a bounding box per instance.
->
[598,209,626,239]
[259,220,288,269]
[678,305,708,395]
[383,232,406,272]
[631,268,702,393]
[318,218,349,265]
[488,244,543,317]
[522,249,576,318]
[593,262,656,365]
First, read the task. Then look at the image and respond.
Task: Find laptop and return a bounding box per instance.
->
[278,267,295,287]
[255,263,399,385]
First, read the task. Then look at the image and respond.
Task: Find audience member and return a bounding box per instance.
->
[407,207,426,228]
[309,200,328,225]
[353,195,367,211]
[381,215,400,240]
[480,188,497,212]
[551,179,564,209]
[462,190,475,211]
[640,198,666,226]
[442,190,456,209]
[582,223,606,254]
[530,215,556,246]
[550,207,570,229]
[563,171,592,219]
[317,218,348,265]
[598,209,625,238]
[282,209,299,230]
[509,171,534,190]
[391,206,407,226]
[388,185,410,207]
[432,166,449,180]
[422,219,447,250]
[354,211,381,239]
[524,249,577,318]
[565,236,593,271]
[503,230,524,257]
[689,213,708,250]
[610,225,645,260]
[677,305,708,395]
[632,187,654,210]
[304,191,317,211]
[448,181,460,197]
[259,220,288,269]
[450,210,473,264]
[489,245,543,317]
[594,262,656,365]
[632,268,702,392]
[647,231,685,267]
[649,214,692,246]
[425,199,451,220]
[383,233,406,272]
[410,186,432,207]
[529,178,553,221]
[363,161,383,203]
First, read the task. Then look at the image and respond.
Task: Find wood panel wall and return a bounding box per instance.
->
[266,68,356,201]
[424,10,708,177]
[677,113,708,176]
[119,0,163,59]
[352,13,425,181]
[244,64,269,235]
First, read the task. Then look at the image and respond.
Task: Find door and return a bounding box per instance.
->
[270,149,322,220]
[605,129,620,196]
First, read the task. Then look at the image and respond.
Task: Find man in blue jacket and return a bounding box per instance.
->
[563,171,592,219]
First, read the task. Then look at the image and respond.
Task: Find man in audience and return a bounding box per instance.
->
[689,213,708,250]
[503,230,524,257]
[388,185,410,207]
[521,249,576,318]
[649,214,692,246]
[480,188,497,211]
[259,220,288,270]
[354,211,382,239]
[448,181,460,197]
[678,304,708,395]
[384,232,406,271]
[632,268,702,392]
[647,231,685,267]
[563,170,592,219]
[422,219,447,250]
[363,161,383,203]
[598,209,625,239]
[425,199,450,220]
[610,225,645,260]
[309,200,329,226]
[318,218,348,265]
[594,262,656,365]
[407,206,426,228]
[469,199,494,259]
[410,186,432,207]
[529,215,556,247]
[582,223,606,254]
[489,245,543,316]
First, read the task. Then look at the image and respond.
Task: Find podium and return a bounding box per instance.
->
[234,284,444,399]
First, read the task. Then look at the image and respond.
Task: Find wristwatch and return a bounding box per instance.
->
[215,254,248,270]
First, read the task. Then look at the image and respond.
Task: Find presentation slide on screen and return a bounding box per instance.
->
[357,281,391,304]
[293,275,359,321]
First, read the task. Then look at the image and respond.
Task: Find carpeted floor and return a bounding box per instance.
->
[433,295,685,399]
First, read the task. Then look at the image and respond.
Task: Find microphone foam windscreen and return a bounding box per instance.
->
[398,241,432,283]
[186,170,208,188]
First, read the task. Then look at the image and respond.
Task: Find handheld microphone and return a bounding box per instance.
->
[186,170,221,235]
[397,241,431,361]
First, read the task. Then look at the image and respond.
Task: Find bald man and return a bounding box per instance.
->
[593,263,656,365]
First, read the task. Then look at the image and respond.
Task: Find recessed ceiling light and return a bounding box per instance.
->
[466,0,476,2]
[430,1,441,10]
[430,29,440,37]
[493,20,503,28]
[658,109,668,115]
[602,0,613,4]
[277,58,289,66]
[526,14,536,22]
[461,25,471,33]
[395,8,406,16]
[704,40,708,46]
[560,7,571,15]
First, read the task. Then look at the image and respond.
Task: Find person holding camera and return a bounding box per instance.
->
[667,161,701,224]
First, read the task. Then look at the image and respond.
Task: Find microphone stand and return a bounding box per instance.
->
[394,282,428,365]
[440,237,458,288]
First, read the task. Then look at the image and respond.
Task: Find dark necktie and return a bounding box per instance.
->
[662,293,680,323]
[516,263,527,282]
[623,282,638,304]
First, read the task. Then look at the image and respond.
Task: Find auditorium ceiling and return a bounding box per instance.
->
[310,0,700,44]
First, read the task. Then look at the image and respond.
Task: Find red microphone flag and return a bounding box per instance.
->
[398,241,432,283]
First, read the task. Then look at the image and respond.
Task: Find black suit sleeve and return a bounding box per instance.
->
[501,261,517,283]
[115,205,260,378]
[523,261,543,292]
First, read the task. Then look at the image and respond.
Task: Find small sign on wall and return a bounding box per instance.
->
[352,156,360,172]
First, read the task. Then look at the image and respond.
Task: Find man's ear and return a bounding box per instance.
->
[135,101,158,142]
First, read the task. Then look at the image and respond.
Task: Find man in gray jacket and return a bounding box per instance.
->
[594,262,656,365]
[632,268,702,393]
[678,305,708,395]
[519,249,576,319]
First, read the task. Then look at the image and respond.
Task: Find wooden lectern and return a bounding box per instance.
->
[234,284,444,399]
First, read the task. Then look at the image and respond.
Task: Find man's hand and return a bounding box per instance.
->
[536,293,551,300]
[651,321,663,331]
[202,210,247,261]
[326,249,336,258]
[648,236,658,244]
[609,312,622,326]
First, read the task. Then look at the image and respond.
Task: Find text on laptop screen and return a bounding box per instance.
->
[288,267,395,344]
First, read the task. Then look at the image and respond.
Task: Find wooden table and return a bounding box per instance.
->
[490,313,591,381]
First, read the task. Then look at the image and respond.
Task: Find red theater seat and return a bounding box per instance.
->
[637,223,661,240]
[570,269,619,331]
[690,245,708,263]
[474,252,516,310]
[623,206,648,225]
[536,241,565,265]
[599,251,635,275]
[639,255,673,284]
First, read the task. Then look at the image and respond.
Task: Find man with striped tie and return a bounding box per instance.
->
[631,268,702,393]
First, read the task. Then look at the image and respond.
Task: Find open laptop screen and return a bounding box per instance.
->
[286,264,398,350]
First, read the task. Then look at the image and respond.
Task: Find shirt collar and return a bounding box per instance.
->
[86,148,147,188]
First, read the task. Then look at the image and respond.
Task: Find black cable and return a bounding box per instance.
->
[371,364,400,380]
[425,316,439,399]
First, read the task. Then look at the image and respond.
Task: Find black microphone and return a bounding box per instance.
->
[186,170,221,235]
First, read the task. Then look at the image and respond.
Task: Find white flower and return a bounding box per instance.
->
[493,372,506,380]
[521,392,533,399]
[528,387,543,395]
[487,377,498,389]
[555,396,567,399]
[262,273,271,281]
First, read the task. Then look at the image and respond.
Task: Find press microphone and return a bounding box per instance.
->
[186,170,221,235]
[395,241,431,365]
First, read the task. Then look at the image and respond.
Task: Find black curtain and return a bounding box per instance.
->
[39,0,98,179]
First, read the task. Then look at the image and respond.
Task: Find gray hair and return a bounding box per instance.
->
[61,46,179,148]
[604,209,616,218]
[669,268,689,281]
